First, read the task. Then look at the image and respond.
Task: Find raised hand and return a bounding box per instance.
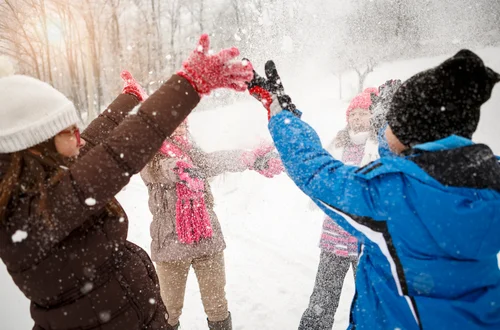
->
[241,144,284,178]
[177,34,253,95]
[120,70,148,102]
[246,59,301,120]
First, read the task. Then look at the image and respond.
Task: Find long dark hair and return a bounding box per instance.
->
[0,139,70,223]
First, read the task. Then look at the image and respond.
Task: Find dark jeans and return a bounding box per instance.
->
[299,251,357,330]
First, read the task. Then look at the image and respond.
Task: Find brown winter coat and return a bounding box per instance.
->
[140,143,246,262]
[0,75,200,330]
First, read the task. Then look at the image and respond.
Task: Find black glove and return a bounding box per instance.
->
[245,59,302,120]
[370,79,402,132]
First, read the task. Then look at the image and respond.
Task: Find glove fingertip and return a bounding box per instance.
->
[121,70,133,81]
[230,47,240,57]
[264,60,280,82]
[243,60,253,72]
[265,60,275,69]
[198,34,210,53]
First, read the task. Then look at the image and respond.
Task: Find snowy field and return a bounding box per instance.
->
[1,48,499,329]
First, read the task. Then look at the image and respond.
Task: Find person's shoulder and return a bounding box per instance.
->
[353,156,413,181]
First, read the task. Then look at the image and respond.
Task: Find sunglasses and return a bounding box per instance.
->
[59,127,82,147]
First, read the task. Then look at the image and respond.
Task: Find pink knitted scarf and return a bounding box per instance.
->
[159,136,212,244]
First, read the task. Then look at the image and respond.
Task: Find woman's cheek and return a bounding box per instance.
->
[55,136,79,157]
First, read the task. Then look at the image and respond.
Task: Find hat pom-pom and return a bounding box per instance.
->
[0,56,15,78]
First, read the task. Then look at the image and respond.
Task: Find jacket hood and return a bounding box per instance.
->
[401,136,500,259]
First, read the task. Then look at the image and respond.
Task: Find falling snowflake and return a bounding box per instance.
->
[12,230,28,243]
[99,311,111,322]
[85,198,96,206]
[284,118,291,124]
[119,217,125,223]
[234,33,241,41]
[81,282,94,294]
[149,298,156,304]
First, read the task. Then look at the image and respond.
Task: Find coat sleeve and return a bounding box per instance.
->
[268,111,386,240]
[191,149,247,178]
[45,75,200,238]
[80,93,140,156]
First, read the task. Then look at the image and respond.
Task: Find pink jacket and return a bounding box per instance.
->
[319,133,379,257]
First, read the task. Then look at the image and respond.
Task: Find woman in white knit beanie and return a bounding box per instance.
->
[0,35,253,330]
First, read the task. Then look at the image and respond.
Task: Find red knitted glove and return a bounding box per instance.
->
[177,34,254,95]
[121,70,148,102]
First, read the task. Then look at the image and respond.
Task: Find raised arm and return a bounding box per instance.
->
[80,71,147,156]
[190,148,247,178]
[45,35,253,240]
[46,75,199,237]
[270,111,383,217]
[246,60,385,240]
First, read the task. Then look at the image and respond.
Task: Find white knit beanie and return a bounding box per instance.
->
[0,63,81,153]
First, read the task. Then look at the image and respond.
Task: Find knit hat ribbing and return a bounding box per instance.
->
[0,75,81,153]
[386,49,500,146]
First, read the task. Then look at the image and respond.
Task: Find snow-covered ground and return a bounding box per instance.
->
[1,48,499,329]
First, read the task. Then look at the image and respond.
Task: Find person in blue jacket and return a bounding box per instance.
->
[246,50,500,330]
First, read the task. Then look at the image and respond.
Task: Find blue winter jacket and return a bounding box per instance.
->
[269,111,500,330]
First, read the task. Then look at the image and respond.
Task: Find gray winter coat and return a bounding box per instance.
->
[140,143,247,262]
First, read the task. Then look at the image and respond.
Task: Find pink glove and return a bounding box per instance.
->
[174,160,205,192]
[241,144,284,178]
[258,158,284,178]
[121,70,148,102]
[177,34,254,95]
[241,144,274,169]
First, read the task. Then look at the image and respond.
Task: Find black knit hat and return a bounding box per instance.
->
[386,49,500,146]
